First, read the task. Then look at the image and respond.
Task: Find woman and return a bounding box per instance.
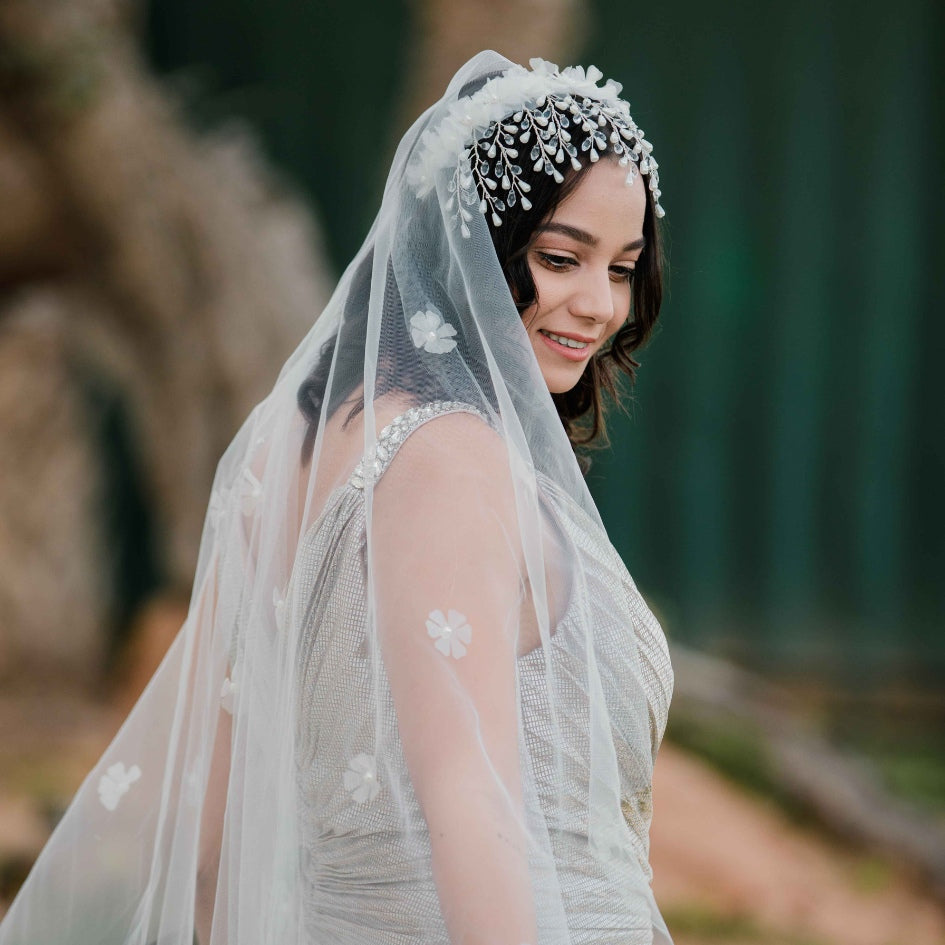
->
[0,51,673,945]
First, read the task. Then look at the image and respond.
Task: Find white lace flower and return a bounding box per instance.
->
[343,753,380,804]
[426,609,472,659]
[273,585,286,632]
[98,761,142,811]
[183,767,202,807]
[208,486,228,528]
[220,673,237,715]
[410,307,458,354]
[238,467,263,514]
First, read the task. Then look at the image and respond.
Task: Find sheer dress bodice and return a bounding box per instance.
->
[290,402,674,945]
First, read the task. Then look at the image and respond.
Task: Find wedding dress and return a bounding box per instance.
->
[291,400,673,944]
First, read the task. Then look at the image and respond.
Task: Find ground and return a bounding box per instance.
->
[651,743,945,945]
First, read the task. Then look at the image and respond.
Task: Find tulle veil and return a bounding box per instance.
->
[0,50,674,945]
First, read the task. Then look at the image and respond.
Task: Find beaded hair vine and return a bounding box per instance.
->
[409,58,665,238]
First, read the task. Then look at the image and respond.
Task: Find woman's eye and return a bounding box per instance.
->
[537,252,576,270]
[610,266,636,283]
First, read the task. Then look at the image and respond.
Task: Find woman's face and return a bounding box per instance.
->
[520,159,647,394]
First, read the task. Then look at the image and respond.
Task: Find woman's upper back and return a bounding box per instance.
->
[290,397,672,823]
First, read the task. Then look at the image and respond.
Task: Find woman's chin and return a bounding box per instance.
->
[531,339,593,394]
[541,365,587,394]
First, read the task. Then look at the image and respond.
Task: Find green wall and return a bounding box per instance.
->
[583,0,944,681]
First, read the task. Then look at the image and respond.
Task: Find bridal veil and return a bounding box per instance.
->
[0,51,673,945]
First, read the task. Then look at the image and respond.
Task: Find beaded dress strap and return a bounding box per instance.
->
[348,400,488,491]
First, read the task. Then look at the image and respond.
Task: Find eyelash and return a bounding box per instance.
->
[537,252,636,283]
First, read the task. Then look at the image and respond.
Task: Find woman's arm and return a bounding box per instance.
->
[372,413,537,945]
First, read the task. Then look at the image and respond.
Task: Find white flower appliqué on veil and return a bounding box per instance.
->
[238,467,263,515]
[343,753,380,804]
[273,585,287,632]
[426,609,472,659]
[98,762,142,811]
[208,487,228,528]
[410,306,458,354]
[220,674,237,715]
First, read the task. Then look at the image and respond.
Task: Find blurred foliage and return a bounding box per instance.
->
[849,855,896,895]
[832,724,945,820]
[663,902,831,945]
[666,712,772,797]
[668,697,945,825]
[665,710,813,825]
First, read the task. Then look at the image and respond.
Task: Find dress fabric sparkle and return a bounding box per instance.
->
[0,50,675,945]
[292,402,673,945]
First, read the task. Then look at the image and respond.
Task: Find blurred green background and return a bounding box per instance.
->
[145,0,944,684]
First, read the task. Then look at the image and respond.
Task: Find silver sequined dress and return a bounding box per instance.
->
[290,402,674,945]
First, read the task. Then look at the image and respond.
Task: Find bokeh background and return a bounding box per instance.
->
[1,0,943,942]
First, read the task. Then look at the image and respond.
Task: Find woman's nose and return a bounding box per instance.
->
[569,269,615,323]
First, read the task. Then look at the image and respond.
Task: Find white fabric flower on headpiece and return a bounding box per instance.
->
[410,307,458,354]
[98,761,142,811]
[426,609,472,659]
[408,57,665,235]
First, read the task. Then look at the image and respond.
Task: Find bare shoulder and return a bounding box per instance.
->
[377,406,513,508]
[397,408,504,470]
[372,406,525,571]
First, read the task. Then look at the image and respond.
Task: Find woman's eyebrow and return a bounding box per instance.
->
[538,222,596,245]
[537,222,646,253]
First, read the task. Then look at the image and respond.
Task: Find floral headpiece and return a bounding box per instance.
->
[408,58,665,238]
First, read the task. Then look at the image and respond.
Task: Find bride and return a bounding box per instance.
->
[0,51,673,945]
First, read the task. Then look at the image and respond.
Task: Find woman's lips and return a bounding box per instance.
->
[537,329,594,362]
